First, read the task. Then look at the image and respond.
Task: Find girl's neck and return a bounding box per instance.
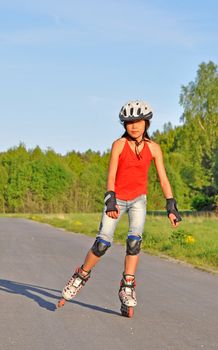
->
[127,134,144,144]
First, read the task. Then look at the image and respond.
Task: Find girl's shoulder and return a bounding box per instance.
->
[145,139,162,158]
[111,137,126,155]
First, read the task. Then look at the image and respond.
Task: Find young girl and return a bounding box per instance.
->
[58,100,182,317]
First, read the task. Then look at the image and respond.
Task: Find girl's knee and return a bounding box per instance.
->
[91,237,111,257]
[126,235,142,255]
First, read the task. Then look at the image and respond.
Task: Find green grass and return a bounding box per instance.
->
[2,213,218,273]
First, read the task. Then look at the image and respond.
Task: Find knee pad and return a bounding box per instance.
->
[91,238,111,257]
[126,235,142,255]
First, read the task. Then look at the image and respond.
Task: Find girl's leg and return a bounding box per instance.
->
[124,255,139,276]
[82,250,101,274]
[82,199,126,273]
[124,195,147,275]
[60,201,126,304]
[119,197,146,316]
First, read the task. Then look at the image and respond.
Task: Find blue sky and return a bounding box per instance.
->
[0,0,217,154]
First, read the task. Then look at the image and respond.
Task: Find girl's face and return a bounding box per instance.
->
[125,119,145,140]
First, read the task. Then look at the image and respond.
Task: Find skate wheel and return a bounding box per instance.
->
[128,306,134,318]
[57,298,66,308]
[121,304,134,318]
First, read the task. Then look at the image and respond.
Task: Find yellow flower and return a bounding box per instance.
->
[74,220,82,226]
[185,235,195,244]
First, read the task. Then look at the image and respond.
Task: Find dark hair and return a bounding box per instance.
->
[121,120,151,140]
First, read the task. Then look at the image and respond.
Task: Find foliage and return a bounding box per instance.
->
[179,62,218,203]
[0,144,108,213]
[152,61,218,211]
[191,193,215,211]
[169,229,195,246]
[0,61,217,213]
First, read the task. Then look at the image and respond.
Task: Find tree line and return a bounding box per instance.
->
[0,61,217,213]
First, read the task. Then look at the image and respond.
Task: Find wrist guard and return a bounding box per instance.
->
[166,198,182,222]
[104,191,118,213]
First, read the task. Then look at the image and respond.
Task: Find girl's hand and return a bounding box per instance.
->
[106,205,120,219]
[169,213,180,228]
[166,198,182,226]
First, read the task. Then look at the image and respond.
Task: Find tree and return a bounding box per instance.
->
[179,61,218,210]
[0,164,8,212]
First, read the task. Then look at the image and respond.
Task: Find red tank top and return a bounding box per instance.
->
[115,139,153,200]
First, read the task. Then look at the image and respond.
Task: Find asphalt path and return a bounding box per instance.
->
[0,218,218,350]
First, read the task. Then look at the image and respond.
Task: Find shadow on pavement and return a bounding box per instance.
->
[70,299,121,316]
[0,279,58,311]
[0,279,120,316]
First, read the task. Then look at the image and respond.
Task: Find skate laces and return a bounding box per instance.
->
[120,275,136,296]
[125,278,134,296]
[68,267,90,288]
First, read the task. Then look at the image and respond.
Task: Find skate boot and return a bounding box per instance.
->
[118,273,137,318]
[57,266,91,308]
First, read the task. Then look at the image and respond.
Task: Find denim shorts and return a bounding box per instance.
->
[97,194,147,243]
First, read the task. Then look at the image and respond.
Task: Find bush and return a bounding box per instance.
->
[191,194,215,211]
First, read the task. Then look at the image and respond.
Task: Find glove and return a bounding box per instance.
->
[166,198,182,223]
[104,191,118,213]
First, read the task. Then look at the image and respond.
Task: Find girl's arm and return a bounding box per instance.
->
[105,139,124,218]
[152,143,174,198]
[152,142,181,227]
[107,141,120,191]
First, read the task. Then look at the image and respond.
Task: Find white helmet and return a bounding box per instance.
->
[119,100,153,123]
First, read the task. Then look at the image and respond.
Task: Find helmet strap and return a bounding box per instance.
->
[127,134,144,159]
[135,138,144,159]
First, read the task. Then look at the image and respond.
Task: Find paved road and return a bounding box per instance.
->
[0,218,218,350]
